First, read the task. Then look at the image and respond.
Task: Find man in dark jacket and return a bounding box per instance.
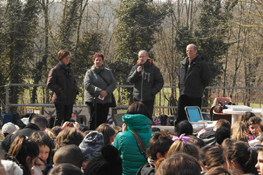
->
[1,114,48,152]
[128,50,164,116]
[176,44,210,126]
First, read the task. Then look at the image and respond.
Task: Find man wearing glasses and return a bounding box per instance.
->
[128,50,164,116]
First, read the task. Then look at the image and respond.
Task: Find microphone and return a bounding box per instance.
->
[139,61,143,66]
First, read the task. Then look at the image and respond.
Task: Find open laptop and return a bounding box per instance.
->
[184,106,204,122]
[184,106,217,131]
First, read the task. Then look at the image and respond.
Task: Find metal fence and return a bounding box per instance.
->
[4,83,263,113]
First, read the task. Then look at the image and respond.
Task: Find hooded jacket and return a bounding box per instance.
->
[113,114,153,175]
[128,60,164,101]
[179,55,210,98]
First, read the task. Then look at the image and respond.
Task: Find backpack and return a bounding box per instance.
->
[1,112,26,129]
[1,112,16,127]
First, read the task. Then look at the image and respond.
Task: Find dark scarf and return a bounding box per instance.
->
[59,61,72,77]
[91,64,105,74]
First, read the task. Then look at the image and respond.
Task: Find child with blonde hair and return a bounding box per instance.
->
[231,121,248,142]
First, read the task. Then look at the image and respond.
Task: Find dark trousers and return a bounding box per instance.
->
[86,102,110,130]
[134,99,154,117]
[175,95,201,126]
[54,104,73,126]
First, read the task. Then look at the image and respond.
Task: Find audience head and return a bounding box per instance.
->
[155,153,201,175]
[168,134,199,160]
[255,147,263,175]
[148,131,173,161]
[95,123,116,145]
[224,141,257,174]
[45,128,57,140]
[1,122,19,138]
[29,131,54,166]
[79,131,104,171]
[30,114,48,131]
[231,121,248,142]
[175,120,193,136]
[200,145,212,168]
[247,116,261,137]
[51,126,63,137]
[126,101,152,120]
[54,127,84,151]
[205,167,231,175]
[215,126,230,145]
[221,138,236,150]
[214,119,230,131]
[241,112,255,123]
[189,135,205,148]
[8,135,39,174]
[114,126,122,135]
[151,127,161,132]
[48,163,83,175]
[204,146,226,170]
[53,144,83,168]
[84,145,122,175]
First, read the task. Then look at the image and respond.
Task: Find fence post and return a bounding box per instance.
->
[5,84,9,113]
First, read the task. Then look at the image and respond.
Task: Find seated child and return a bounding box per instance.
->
[137,130,173,175]
[247,116,261,141]
[79,131,104,171]
[1,122,19,140]
[155,153,201,175]
[29,131,54,171]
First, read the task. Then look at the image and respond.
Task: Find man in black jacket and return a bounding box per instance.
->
[2,114,48,152]
[128,50,164,116]
[176,44,210,126]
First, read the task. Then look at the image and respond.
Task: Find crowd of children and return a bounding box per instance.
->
[1,106,263,175]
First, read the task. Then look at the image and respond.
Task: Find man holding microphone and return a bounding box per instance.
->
[128,50,164,116]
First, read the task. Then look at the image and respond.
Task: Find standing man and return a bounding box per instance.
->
[128,50,164,116]
[176,44,210,126]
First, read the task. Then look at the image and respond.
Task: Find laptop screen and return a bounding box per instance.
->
[185,107,202,122]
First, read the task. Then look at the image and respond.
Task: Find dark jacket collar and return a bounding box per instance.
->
[182,54,201,65]
[24,123,41,131]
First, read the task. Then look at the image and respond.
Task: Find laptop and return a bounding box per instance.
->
[184,106,204,122]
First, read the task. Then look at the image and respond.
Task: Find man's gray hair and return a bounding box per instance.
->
[187,44,197,51]
[139,50,148,56]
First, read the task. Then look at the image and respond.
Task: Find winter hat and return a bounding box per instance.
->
[2,122,18,134]
[79,131,104,161]
[84,144,122,175]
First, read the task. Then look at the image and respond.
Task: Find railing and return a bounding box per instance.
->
[4,83,263,113]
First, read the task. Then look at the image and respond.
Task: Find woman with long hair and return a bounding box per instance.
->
[224,141,257,174]
[230,121,248,142]
[5,135,39,175]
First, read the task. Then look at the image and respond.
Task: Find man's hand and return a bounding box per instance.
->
[137,66,142,72]
[100,90,108,98]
